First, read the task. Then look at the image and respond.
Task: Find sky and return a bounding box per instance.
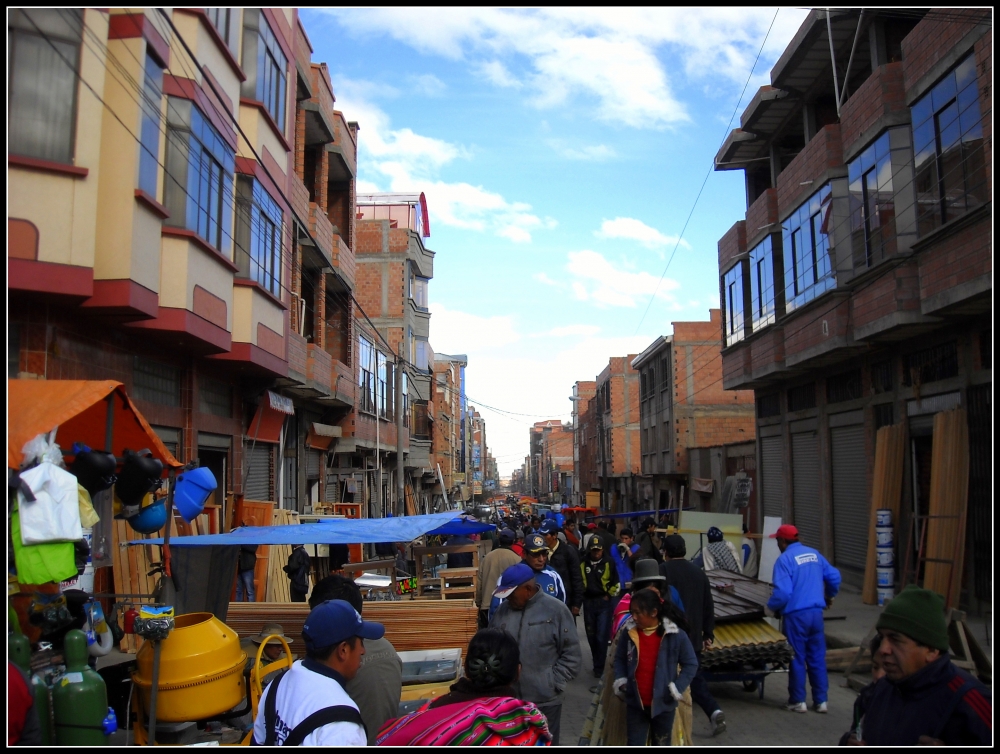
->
[301,7,812,476]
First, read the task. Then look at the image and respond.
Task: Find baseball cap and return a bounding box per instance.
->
[586,522,597,530]
[589,539,605,551]
[524,533,547,553]
[664,534,687,557]
[494,563,536,600]
[539,519,560,535]
[499,527,516,545]
[769,524,799,540]
[707,526,724,543]
[302,599,385,651]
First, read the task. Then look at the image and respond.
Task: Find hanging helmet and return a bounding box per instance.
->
[71,448,117,496]
[115,449,163,512]
[173,466,217,522]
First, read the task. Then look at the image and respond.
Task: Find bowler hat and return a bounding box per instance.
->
[632,558,665,585]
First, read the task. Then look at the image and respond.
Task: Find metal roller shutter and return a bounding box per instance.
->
[324,475,340,503]
[831,425,868,570]
[791,432,821,549]
[760,435,784,520]
[245,444,272,501]
[306,450,321,479]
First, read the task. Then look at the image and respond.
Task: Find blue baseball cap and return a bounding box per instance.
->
[524,533,548,553]
[494,563,536,600]
[539,519,560,535]
[499,527,516,544]
[302,599,384,651]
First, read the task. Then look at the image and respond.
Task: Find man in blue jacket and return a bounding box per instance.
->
[766,524,841,713]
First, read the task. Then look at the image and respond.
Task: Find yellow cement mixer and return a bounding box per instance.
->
[130,612,292,745]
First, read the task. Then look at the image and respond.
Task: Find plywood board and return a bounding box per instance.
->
[758,516,783,584]
[677,511,743,560]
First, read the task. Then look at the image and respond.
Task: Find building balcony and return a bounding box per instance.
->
[331,233,356,290]
[783,293,860,370]
[330,111,357,179]
[209,278,287,375]
[308,202,334,262]
[746,189,778,248]
[851,258,940,342]
[125,228,234,354]
[776,124,844,219]
[915,206,992,318]
[840,62,908,162]
[287,330,309,381]
[307,343,331,390]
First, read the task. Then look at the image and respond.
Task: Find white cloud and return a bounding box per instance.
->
[548,140,616,161]
[333,78,552,242]
[566,249,680,308]
[595,217,691,249]
[321,8,810,130]
[408,73,447,97]
[429,303,520,349]
[533,272,563,288]
[543,324,602,337]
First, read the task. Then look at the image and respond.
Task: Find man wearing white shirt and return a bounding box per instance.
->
[253,599,384,746]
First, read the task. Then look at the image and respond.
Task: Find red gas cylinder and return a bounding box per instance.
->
[123,608,138,634]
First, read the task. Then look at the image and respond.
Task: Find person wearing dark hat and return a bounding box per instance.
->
[489,563,582,745]
[844,585,992,746]
[697,526,742,574]
[660,534,726,736]
[633,518,663,565]
[581,538,620,678]
[283,544,311,602]
[541,518,584,617]
[487,533,567,621]
[612,528,640,593]
[477,528,521,626]
[767,524,841,714]
[309,576,402,745]
[252,599,384,746]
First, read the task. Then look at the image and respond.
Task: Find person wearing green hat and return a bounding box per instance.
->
[844,585,992,746]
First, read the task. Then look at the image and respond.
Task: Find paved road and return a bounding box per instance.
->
[562,618,860,746]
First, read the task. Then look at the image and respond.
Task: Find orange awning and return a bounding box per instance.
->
[246,390,294,444]
[7,380,181,470]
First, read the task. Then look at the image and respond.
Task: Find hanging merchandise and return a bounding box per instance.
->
[115,448,163,516]
[173,466,217,522]
[17,462,83,545]
[125,495,167,534]
[70,445,117,496]
[10,509,78,585]
[77,486,101,528]
[21,430,64,468]
[84,601,114,657]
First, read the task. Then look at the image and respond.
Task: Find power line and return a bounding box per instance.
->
[634,8,781,335]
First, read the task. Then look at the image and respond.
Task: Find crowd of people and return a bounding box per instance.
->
[238,507,990,747]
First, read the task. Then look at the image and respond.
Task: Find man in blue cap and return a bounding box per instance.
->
[487,533,567,621]
[253,599,385,746]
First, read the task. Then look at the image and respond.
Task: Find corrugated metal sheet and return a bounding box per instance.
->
[702,619,793,668]
[831,424,868,570]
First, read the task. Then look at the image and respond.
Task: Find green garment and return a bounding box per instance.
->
[11,508,77,584]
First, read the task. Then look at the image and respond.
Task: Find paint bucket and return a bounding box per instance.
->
[60,562,95,594]
[875,509,892,527]
[80,527,94,564]
[875,526,893,547]
[876,567,894,587]
[875,546,894,567]
[877,587,894,606]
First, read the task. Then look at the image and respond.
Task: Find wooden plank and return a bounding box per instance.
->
[863,423,904,604]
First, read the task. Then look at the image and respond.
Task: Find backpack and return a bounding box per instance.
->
[262,668,366,745]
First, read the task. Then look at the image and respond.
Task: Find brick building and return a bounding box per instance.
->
[714,9,991,600]
[533,421,573,504]
[571,381,597,506]
[632,310,756,512]
[433,352,468,505]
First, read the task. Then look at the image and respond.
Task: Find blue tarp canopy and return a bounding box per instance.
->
[427,517,496,537]
[131,511,464,547]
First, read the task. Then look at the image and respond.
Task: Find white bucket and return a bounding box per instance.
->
[875,509,892,527]
[875,526,894,547]
[60,562,95,593]
[877,587,894,606]
[876,567,894,587]
[875,546,894,567]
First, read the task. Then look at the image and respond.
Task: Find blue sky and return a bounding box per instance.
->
[301,7,811,474]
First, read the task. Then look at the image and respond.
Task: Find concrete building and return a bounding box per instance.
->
[713,9,991,601]
[631,310,756,513]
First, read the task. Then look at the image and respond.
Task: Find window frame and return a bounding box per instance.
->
[241,9,287,132]
[358,335,376,415]
[138,51,164,198]
[782,184,836,313]
[205,7,238,53]
[722,260,748,347]
[8,9,83,164]
[235,175,283,297]
[848,128,910,271]
[748,234,783,331]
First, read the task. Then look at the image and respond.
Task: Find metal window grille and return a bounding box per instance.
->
[199,376,232,417]
[133,357,181,406]
[901,342,958,386]
[870,359,894,394]
[756,393,781,418]
[787,383,817,412]
[826,369,863,404]
[873,403,894,431]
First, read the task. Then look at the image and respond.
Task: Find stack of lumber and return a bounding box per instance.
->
[923,408,969,608]
[226,599,479,659]
[707,570,770,622]
[862,423,905,604]
[265,508,301,602]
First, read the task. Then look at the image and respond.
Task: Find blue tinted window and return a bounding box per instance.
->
[782,184,836,312]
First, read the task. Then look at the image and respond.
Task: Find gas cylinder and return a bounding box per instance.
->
[8,633,54,745]
[51,630,109,745]
[124,607,139,634]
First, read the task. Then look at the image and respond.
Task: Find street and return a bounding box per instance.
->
[562,617,858,747]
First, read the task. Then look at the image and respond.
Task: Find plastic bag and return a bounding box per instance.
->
[22,430,64,468]
[18,462,83,544]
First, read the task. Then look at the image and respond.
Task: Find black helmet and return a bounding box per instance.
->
[115,448,163,510]
[71,448,117,495]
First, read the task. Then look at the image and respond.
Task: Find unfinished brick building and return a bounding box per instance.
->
[714,9,991,600]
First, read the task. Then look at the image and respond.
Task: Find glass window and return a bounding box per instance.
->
[415,337,429,371]
[912,54,986,234]
[134,356,181,406]
[138,52,163,197]
[358,336,375,414]
[722,262,746,346]
[749,235,782,331]
[782,184,836,313]
[848,128,910,270]
[402,372,409,428]
[8,9,83,163]
[241,9,287,131]
[235,176,283,296]
[412,276,429,309]
[199,375,232,417]
[164,97,235,253]
[206,7,238,52]
[377,352,388,419]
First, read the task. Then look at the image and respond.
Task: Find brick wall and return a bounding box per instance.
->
[918,215,992,310]
[976,30,992,193]
[776,124,843,218]
[839,62,906,155]
[718,220,747,270]
[901,9,989,92]
[745,188,778,248]
[750,327,785,374]
[722,345,752,387]
[353,258,382,318]
[328,188,352,240]
[325,295,351,364]
[356,222,383,255]
[850,259,921,331]
[306,342,331,388]
[309,203,333,258]
[332,234,356,289]
[687,411,757,449]
[783,296,850,362]
[288,330,308,377]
